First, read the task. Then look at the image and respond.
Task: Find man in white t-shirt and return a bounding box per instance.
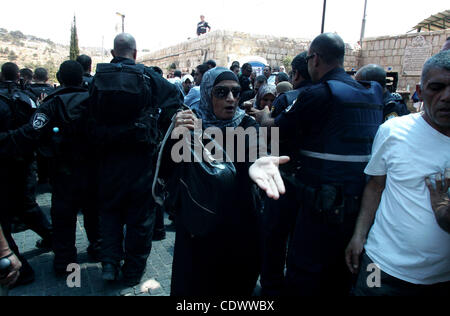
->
[345,50,450,296]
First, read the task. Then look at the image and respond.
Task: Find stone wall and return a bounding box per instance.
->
[139,30,310,75]
[359,29,449,91]
[139,28,449,93]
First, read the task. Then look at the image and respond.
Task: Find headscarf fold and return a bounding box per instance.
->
[255,84,277,109]
[193,67,245,129]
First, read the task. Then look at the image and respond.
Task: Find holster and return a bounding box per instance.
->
[296,181,361,226]
[315,184,345,225]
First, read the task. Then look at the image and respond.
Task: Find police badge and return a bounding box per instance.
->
[32,112,50,130]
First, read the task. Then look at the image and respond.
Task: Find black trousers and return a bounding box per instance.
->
[354,254,450,296]
[97,147,155,278]
[260,180,298,296]
[153,204,165,236]
[5,159,52,241]
[171,218,261,296]
[285,198,359,296]
[36,152,50,184]
[50,160,100,269]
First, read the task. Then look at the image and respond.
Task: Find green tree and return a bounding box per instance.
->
[8,50,18,61]
[69,15,80,61]
[282,56,293,73]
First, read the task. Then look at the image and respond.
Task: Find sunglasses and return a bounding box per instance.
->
[212,86,241,99]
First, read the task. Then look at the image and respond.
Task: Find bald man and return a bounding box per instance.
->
[356,64,410,122]
[91,33,183,286]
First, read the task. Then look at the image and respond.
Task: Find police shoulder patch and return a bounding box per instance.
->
[384,112,399,122]
[32,112,50,130]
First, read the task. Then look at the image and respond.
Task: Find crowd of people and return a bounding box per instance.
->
[0,31,449,297]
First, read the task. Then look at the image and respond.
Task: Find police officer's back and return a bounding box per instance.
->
[31,61,101,273]
[274,33,384,295]
[0,62,52,287]
[76,54,94,89]
[29,68,55,101]
[89,33,183,286]
[355,64,410,122]
[260,52,313,296]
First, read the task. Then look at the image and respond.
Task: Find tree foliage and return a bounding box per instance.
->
[69,15,80,61]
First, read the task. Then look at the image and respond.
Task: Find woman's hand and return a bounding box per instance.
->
[249,156,290,200]
[174,110,198,131]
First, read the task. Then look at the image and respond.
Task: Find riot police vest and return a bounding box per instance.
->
[91,63,152,125]
[37,88,90,160]
[29,84,55,100]
[0,83,37,128]
[89,62,161,148]
[299,79,384,195]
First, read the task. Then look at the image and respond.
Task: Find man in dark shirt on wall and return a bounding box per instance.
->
[197,15,211,36]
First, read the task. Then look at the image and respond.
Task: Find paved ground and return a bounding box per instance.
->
[8,191,176,296]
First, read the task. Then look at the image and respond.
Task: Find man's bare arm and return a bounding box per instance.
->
[0,224,22,286]
[345,175,386,274]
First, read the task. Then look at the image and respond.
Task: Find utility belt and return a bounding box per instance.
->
[293,179,361,226]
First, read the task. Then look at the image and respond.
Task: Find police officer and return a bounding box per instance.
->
[0,61,101,275]
[0,62,53,253]
[90,33,183,285]
[39,60,101,274]
[29,68,55,100]
[257,51,312,296]
[76,54,94,89]
[355,64,410,122]
[29,67,55,186]
[271,52,312,117]
[253,33,384,295]
[19,68,33,90]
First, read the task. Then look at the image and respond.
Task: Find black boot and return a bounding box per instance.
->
[102,263,120,281]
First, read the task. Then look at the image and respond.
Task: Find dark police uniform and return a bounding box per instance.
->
[29,83,55,100]
[29,83,56,185]
[383,91,410,122]
[271,80,312,118]
[260,79,312,295]
[90,57,183,282]
[274,68,384,295]
[37,86,100,271]
[0,84,49,286]
[82,74,93,89]
[0,81,52,247]
[0,85,101,272]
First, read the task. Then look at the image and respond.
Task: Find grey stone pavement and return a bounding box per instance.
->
[9,191,176,296]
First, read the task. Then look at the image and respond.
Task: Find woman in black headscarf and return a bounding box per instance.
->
[170,67,262,296]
